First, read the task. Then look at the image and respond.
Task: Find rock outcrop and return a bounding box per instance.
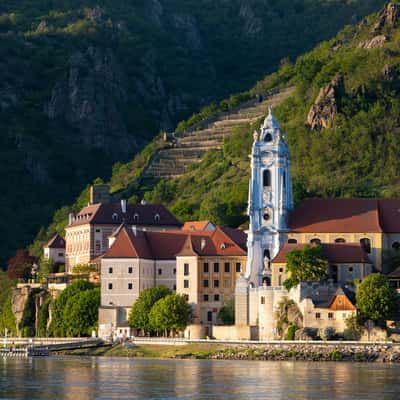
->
[373,2,400,32]
[45,47,136,156]
[359,34,387,49]
[307,75,344,130]
[11,286,30,336]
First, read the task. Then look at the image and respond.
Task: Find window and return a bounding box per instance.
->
[203,294,209,302]
[207,311,212,322]
[214,263,219,273]
[58,253,64,257]
[310,238,321,245]
[315,312,321,319]
[184,294,189,302]
[204,280,209,288]
[203,263,209,273]
[328,312,334,320]
[360,238,371,254]
[348,267,353,272]
[95,240,101,252]
[108,283,113,290]
[214,279,219,288]
[173,268,176,275]
[96,229,101,233]
[224,263,230,273]
[279,268,283,273]
[184,280,189,289]
[224,279,230,288]
[108,267,113,274]
[236,263,241,273]
[261,296,265,305]
[158,268,162,275]
[154,213,160,222]
[214,294,220,301]
[173,284,176,291]
[265,133,272,142]
[133,213,139,222]
[112,213,118,221]
[263,170,271,187]
[128,283,133,290]
[128,267,133,274]
[263,213,270,221]
[392,242,400,250]
[335,238,346,243]
[288,238,297,244]
[184,263,189,276]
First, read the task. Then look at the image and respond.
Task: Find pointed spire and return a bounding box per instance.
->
[262,106,280,131]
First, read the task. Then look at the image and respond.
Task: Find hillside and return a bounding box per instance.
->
[0,0,386,265]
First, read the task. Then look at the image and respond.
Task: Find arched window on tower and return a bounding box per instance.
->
[263,170,271,188]
[265,133,273,142]
[360,238,371,254]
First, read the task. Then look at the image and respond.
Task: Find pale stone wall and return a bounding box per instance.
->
[44,247,65,264]
[154,259,176,291]
[212,325,254,340]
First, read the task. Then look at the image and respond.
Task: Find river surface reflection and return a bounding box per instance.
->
[0,357,399,399]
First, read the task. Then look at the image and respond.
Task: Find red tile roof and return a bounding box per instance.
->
[103,226,247,259]
[182,221,215,231]
[272,243,371,264]
[45,234,65,249]
[68,202,182,227]
[289,198,386,233]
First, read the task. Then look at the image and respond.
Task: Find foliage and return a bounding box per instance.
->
[283,245,328,290]
[38,257,56,282]
[72,264,97,274]
[37,298,51,337]
[285,324,299,341]
[356,273,398,322]
[0,272,17,336]
[274,296,303,339]
[128,286,172,333]
[19,289,41,337]
[218,298,235,325]
[382,249,400,275]
[343,314,363,341]
[48,280,95,336]
[7,249,35,280]
[62,287,100,337]
[148,294,192,336]
[318,326,336,341]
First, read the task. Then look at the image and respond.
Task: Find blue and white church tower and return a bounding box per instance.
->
[245,108,293,286]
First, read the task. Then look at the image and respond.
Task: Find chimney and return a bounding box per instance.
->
[121,199,127,214]
[201,238,206,250]
[132,226,137,237]
[68,213,75,225]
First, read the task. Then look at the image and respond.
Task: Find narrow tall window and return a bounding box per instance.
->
[236,263,241,273]
[224,263,230,273]
[203,263,209,273]
[360,238,371,254]
[214,263,219,273]
[263,170,271,187]
[184,280,189,288]
[184,263,189,276]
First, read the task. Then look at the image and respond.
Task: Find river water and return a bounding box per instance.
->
[0,357,399,399]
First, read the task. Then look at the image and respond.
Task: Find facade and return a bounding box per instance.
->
[64,194,182,272]
[43,234,66,265]
[98,224,247,338]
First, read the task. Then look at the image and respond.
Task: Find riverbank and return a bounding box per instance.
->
[56,342,400,362]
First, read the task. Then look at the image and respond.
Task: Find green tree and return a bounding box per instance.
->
[356,273,398,322]
[128,286,172,334]
[62,287,100,337]
[218,298,235,325]
[149,294,192,337]
[48,280,95,336]
[37,298,51,337]
[283,245,328,291]
[0,271,17,336]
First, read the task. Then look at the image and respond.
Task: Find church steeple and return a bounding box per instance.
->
[245,109,293,286]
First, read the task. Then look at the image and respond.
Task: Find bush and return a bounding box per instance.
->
[343,315,362,341]
[285,324,299,340]
[318,326,336,340]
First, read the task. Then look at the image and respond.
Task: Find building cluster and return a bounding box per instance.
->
[43,110,400,340]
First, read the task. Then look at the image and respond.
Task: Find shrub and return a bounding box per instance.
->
[285,324,299,340]
[318,326,336,340]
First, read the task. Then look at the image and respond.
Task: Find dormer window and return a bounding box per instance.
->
[154,213,160,222]
[133,213,139,222]
[265,133,273,142]
[220,243,226,250]
[112,213,118,221]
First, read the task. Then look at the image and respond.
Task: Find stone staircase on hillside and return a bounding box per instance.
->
[143,87,295,180]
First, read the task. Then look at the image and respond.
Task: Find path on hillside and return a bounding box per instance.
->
[143,87,295,180]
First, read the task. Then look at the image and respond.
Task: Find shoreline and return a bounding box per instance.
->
[54,342,400,363]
